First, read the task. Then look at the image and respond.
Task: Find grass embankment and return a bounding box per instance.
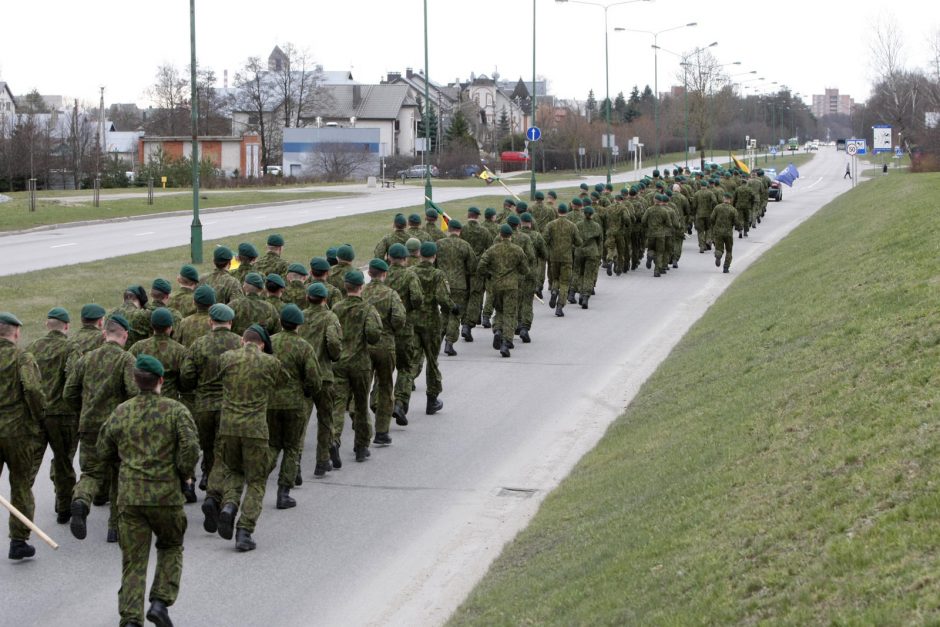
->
[1,190,579,344]
[450,172,940,625]
[0,189,351,232]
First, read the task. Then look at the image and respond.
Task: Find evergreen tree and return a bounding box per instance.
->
[600,97,613,119]
[416,97,439,153]
[614,91,627,120]
[22,89,50,114]
[445,110,475,149]
[497,107,511,137]
[628,85,641,106]
[586,89,597,114]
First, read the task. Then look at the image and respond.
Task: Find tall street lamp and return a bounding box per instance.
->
[656,41,717,168]
[423,0,433,210]
[556,0,653,185]
[615,22,696,168]
[531,0,537,198]
[189,0,202,263]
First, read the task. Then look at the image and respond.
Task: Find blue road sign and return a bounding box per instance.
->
[526,126,542,142]
[770,147,777,155]
[895,146,903,157]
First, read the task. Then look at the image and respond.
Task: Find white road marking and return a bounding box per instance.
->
[806,176,823,189]
[49,242,77,248]
[134,231,155,236]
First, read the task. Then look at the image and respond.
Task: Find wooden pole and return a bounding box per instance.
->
[0,493,59,550]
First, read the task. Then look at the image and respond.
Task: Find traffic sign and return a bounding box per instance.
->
[770,147,777,155]
[847,138,867,155]
[526,126,541,142]
[872,125,892,153]
[895,146,903,157]
[846,143,858,156]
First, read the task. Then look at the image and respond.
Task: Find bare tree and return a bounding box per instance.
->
[680,48,727,159]
[67,101,96,189]
[304,143,375,182]
[235,56,277,172]
[147,64,189,135]
[868,14,922,146]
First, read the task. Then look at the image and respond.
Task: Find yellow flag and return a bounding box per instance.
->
[730,152,750,175]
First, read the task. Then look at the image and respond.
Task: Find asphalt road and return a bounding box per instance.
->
[1,148,849,626]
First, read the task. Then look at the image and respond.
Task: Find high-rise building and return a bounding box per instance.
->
[812,88,854,118]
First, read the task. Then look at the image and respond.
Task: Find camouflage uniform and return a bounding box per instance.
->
[733,182,756,237]
[435,234,477,344]
[424,221,446,242]
[664,199,685,267]
[268,330,321,488]
[175,310,211,348]
[112,302,151,349]
[26,329,81,518]
[254,251,289,279]
[386,264,424,412]
[520,225,547,330]
[217,343,287,533]
[362,280,406,435]
[0,337,45,543]
[575,215,603,300]
[73,323,105,355]
[97,391,198,627]
[202,268,242,305]
[476,238,528,342]
[283,279,307,310]
[460,219,491,327]
[299,304,343,465]
[128,335,186,401]
[230,260,256,284]
[641,203,671,275]
[508,229,536,329]
[331,295,382,452]
[711,200,742,271]
[166,287,196,318]
[374,229,411,260]
[411,260,456,400]
[327,263,355,296]
[64,340,138,531]
[543,214,583,310]
[693,186,717,252]
[179,327,241,500]
[231,293,280,337]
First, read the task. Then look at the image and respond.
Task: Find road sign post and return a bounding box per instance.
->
[526,126,542,142]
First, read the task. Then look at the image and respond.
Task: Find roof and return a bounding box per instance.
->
[321,70,357,85]
[310,84,416,121]
[140,135,244,142]
[105,131,142,153]
[0,82,15,103]
[387,74,457,107]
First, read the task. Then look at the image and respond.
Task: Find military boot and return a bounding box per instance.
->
[235,528,256,552]
[217,503,237,540]
[182,481,197,504]
[313,460,332,476]
[329,443,342,469]
[549,289,559,308]
[566,288,576,304]
[606,263,613,276]
[481,317,491,329]
[426,395,443,415]
[276,486,296,510]
[443,340,457,356]
[492,330,502,350]
[295,463,303,487]
[393,401,408,426]
[460,324,473,342]
[201,497,220,533]
[581,295,590,309]
[107,528,119,543]
[373,432,392,445]
[146,599,173,627]
[69,500,88,540]
[354,447,371,462]
[715,256,721,267]
[499,340,511,358]
[554,304,565,317]
[8,540,35,560]
[519,327,531,343]
[198,474,208,491]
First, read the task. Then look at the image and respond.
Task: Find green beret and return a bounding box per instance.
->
[344,269,365,286]
[516,201,528,211]
[337,244,355,262]
[722,190,733,198]
[420,241,437,257]
[584,205,595,215]
[247,323,273,354]
[547,190,557,199]
[238,242,259,258]
[520,212,533,223]
[325,247,338,261]
[280,303,304,326]
[108,313,130,331]
[484,207,497,218]
[151,278,172,295]
[193,285,216,306]
[393,213,407,227]
[571,197,583,207]
[557,203,569,214]
[594,183,605,192]
[590,191,600,199]
[665,189,673,197]
[467,206,481,216]
[388,243,408,259]
[306,282,328,298]
[629,187,638,195]
[605,183,613,191]
[213,246,233,262]
[134,354,164,378]
[287,263,307,276]
[244,272,264,289]
[309,257,330,273]
[656,193,670,202]
[507,214,521,226]
[408,213,422,225]
[503,198,516,207]
[265,274,286,289]
[127,285,148,305]
[405,238,421,252]
[534,191,545,200]
[425,208,438,219]
[150,307,174,328]
[369,258,390,272]
[47,307,70,323]
[81,303,106,320]
[652,169,660,177]
[267,233,285,247]
[0,312,23,326]
[180,264,199,282]
[499,224,513,236]
[620,188,629,195]
[208,303,235,322]
[579,183,588,191]
[448,219,463,230]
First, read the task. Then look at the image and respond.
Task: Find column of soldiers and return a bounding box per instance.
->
[1,166,773,624]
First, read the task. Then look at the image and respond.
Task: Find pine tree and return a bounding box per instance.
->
[586,89,597,114]
[497,107,511,137]
[416,97,439,153]
[614,91,627,121]
[628,85,641,106]
[445,110,475,149]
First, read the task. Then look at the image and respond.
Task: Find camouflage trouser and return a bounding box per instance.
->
[412,324,443,398]
[445,289,468,343]
[631,230,645,268]
[735,206,751,233]
[539,258,548,291]
[465,275,485,326]
[646,236,667,273]
[369,344,396,434]
[570,250,583,293]
[266,407,306,489]
[393,328,416,407]
[73,428,118,530]
[43,414,78,517]
[333,365,373,450]
[492,288,519,340]
[0,436,39,541]
[695,216,711,251]
[519,280,536,330]
[219,435,271,533]
[482,279,495,321]
[577,255,600,294]
[547,262,573,309]
[672,234,684,263]
[605,231,626,273]
[118,505,186,627]
[194,410,223,501]
[313,381,335,463]
[714,233,734,269]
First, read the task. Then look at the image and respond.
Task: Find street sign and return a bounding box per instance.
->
[770,147,778,155]
[846,143,858,156]
[526,126,541,142]
[872,125,892,153]
[895,146,903,157]
[847,138,867,155]
[578,146,586,156]
[601,133,615,148]
[612,146,620,156]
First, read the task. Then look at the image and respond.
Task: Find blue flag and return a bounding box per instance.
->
[776,163,800,187]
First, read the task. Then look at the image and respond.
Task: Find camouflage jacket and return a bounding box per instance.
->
[129,335,187,401]
[523,227,548,271]
[693,188,717,218]
[530,201,554,233]
[423,222,446,241]
[543,216,583,262]
[0,337,45,438]
[231,292,281,337]
[406,226,431,243]
[25,330,80,417]
[436,235,477,293]
[230,261,256,284]
[374,229,411,260]
[166,287,196,318]
[300,304,343,382]
[202,268,243,305]
[460,220,492,257]
[98,391,199,507]
[332,295,382,371]
[269,330,322,410]
[283,280,308,310]
[362,281,406,350]
[218,343,288,439]
[179,327,242,412]
[477,238,528,292]
[411,261,455,328]
[386,264,424,331]
[72,324,104,355]
[254,251,289,279]
[63,340,137,434]
[145,300,183,330]
[111,302,151,349]
[175,310,211,348]
[710,202,742,235]
[305,277,343,308]
[327,263,355,296]
[641,205,671,239]
[733,183,756,209]
[577,218,604,258]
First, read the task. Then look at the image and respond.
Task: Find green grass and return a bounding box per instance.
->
[1,190,584,344]
[449,171,940,625]
[0,189,352,232]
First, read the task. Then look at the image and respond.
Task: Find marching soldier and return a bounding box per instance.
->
[175,285,216,349]
[411,242,457,414]
[362,260,406,444]
[168,264,200,317]
[575,205,603,309]
[231,242,260,283]
[255,233,289,278]
[435,220,476,356]
[476,225,528,357]
[72,303,107,355]
[202,246,243,305]
[543,203,583,317]
[385,244,424,426]
[711,191,742,273]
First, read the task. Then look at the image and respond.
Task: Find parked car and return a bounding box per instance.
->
[397,164,439,179]
[764,168,782,201]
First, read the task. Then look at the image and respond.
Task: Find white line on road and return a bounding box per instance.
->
[49,242,77,248]
[134,231,155,236]
[806,177,824,189]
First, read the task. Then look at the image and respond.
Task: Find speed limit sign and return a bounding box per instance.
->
[846,143,858,156]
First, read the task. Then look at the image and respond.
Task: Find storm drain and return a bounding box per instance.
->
[498,487,538,498]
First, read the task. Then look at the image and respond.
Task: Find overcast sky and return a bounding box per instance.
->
[1,0,935,110]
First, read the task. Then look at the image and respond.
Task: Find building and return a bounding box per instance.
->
[0,82,16,134]
[282,126,380,178]
[812,88,854,118]
[137,134,261,177]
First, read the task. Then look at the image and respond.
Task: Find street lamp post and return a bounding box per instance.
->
[615,22,696,168]
[556,0,652,185]
[655,42,717,168]
[531,0,537,198]
[423,0,433,210]
[189,0,202,263]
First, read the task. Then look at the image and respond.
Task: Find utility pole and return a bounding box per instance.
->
[189,0,203,263]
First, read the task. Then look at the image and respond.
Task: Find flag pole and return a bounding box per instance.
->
[482,166,522,201]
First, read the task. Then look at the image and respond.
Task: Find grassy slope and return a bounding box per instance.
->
[450,173,940,625]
